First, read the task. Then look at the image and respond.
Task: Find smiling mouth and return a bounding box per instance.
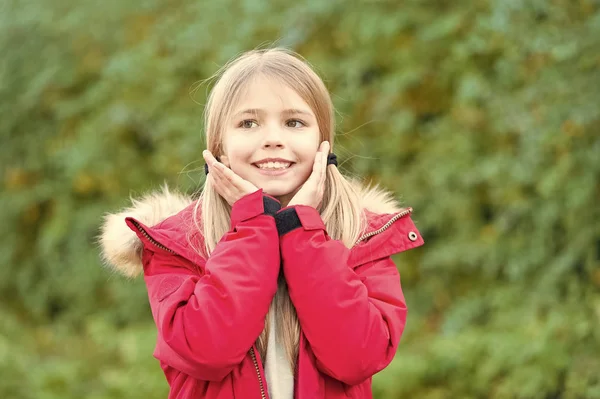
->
[253,161,294,171]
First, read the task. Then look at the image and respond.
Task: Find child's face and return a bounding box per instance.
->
[222,75,321,205]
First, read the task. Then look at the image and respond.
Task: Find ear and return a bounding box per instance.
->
[220,155,230,168]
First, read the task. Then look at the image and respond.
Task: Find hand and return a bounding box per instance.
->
[287,141,330,209]
[203,150,258,206]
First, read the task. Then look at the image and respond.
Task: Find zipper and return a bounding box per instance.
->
[133,219,267,397]
[353,207,413,246]
[130,220,177,254]
[250,347,267,399]
[133,210,410,399]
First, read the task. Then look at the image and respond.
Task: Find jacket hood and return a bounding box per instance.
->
[99,181,406,278]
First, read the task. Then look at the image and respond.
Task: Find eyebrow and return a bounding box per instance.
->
[233,108,314,118]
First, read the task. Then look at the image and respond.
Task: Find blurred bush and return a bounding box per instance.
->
[1,0,599,398]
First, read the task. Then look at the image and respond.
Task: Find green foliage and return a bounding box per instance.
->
[1,0,599,397]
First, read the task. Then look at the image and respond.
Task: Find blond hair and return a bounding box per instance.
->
[190,47,366,370]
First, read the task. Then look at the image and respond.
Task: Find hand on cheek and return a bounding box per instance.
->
[220,155,231,168]
[287,141,330,209]
[203,150,258,206]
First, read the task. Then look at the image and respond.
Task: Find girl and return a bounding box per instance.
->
[100,47,424,399]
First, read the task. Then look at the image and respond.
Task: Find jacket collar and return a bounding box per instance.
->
[99,181,415,277]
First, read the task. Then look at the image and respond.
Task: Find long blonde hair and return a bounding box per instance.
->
[190,47,366,370]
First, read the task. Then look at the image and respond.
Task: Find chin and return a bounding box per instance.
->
[260,184,295,199]
[262,188,294,198]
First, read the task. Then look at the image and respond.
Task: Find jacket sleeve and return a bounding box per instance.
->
[128,189,281,382]
[275,205,422,386]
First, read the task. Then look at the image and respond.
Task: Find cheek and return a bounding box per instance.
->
[296,163,313,183]
[224,140,252,165]
[229,156,252,178]
[292,131,320,159]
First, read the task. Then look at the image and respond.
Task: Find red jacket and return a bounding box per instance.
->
[101,187,424,398]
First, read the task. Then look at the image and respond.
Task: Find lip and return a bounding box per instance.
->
[252,158,295,176]
[253,163,294,176]
[253,157,294,164]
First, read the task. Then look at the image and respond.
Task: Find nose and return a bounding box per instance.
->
[262,125,285,149]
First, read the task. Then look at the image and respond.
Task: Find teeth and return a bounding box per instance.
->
[256,162,291,170]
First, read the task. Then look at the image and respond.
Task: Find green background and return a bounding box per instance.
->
[1,0,599,397]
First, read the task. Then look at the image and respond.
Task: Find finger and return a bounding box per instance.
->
[322,141,329,168]
[209,169,235,203]
[318,141,328,179]
[203,150,224,177]
[203,149,221,176]
[208,173,221,189]
[206,158,229,192]
[319,143,328,189]
[208,166,225,192]
[306,148,321,184]
[314,143,325,172]
[203,150,228,182]
[212,166,235,199]
[220,155,230,168]
[210,159,253,200]
[204,152,236,203]
[213,162,242,188]
[208,173,225,197]
[203,150,217,166]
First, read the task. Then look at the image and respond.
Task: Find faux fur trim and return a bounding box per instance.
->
[352,179,403,215]
[98,184,192,278]
[98,180,404,277]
